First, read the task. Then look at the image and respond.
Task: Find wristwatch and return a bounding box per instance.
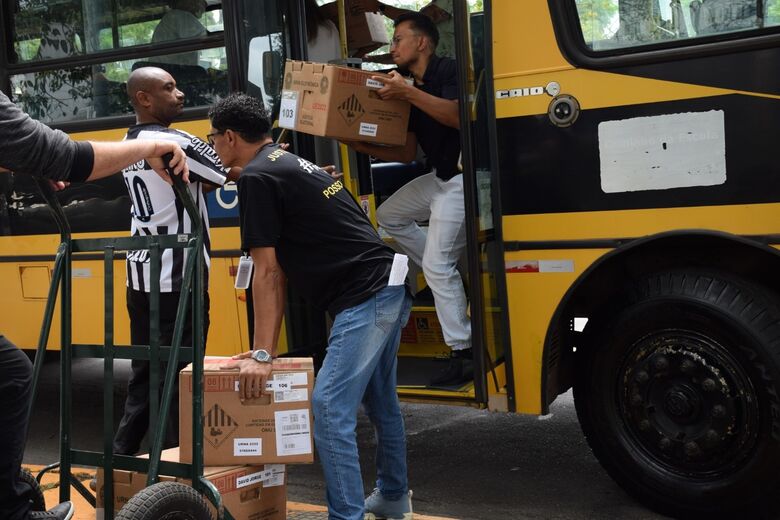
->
[251,348,273,363]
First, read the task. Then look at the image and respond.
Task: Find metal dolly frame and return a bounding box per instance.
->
[27,172,235,520]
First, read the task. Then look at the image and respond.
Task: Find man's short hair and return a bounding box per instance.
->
[394,12,439,49]
[208,93,270,143]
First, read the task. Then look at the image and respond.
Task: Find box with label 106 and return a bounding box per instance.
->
[179,357,315,466]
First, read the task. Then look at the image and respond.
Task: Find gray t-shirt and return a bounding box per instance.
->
[0,91,93,181]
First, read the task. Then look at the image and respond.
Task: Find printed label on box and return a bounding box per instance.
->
[234,438,262,456]
[275,409,312,456]
[279,90,299,129]
[274,388,308,404]
[359,122,378,137]
[236,469,272,489]
[266,465,286,487]
[365,78,384,89]
[273,372,308,387]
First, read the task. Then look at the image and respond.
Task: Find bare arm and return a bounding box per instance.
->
[374,71,460,129]
[221,246,286,400]
[87,140,189,182]
[378,1,413,19]
[342,131,417,163]
[249,246,286,354]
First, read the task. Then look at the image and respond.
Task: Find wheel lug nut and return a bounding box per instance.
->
[684,441,701,457]
[636,370,650,384]
[701,378,717,392]
[658,437,672,451]
[712,405,726,418]
[680,360,696,374]
[652,356,669,371]
[639,419,651,431]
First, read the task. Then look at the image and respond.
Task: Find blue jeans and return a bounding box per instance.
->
[313,285,412,520]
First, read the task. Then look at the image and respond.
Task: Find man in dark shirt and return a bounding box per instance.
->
[0,91,190,520]
[208,93,413,520]
[343,12,471,387]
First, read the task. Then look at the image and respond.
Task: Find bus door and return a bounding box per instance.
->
[455,2,513,412]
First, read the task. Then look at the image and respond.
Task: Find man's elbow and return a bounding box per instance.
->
[253,263,283,285]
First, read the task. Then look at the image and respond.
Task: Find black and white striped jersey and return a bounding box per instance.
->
[122,123,227,293]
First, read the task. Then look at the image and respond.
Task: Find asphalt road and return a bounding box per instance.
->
[24,356,669,520]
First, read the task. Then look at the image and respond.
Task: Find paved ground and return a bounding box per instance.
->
[24,356,670,519]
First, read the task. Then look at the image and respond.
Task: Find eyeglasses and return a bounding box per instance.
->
[206,130,224,146]
[390,34,419,48]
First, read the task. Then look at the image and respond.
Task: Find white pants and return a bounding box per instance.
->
[376,172,471,350]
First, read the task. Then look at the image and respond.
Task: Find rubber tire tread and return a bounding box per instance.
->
[115,481,213,520]
[18,468,46,512]
[575,270,780,519]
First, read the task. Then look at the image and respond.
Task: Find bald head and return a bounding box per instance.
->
[127,67,185,126]
[127,67,173,107]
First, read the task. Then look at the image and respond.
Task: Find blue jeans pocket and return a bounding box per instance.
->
[375,286,405,333]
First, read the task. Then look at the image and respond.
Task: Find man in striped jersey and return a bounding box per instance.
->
[112,67,233,457]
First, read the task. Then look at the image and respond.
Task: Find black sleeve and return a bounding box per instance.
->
[66,141,95,182]
[238,173,283,251]
[439,59,459,101]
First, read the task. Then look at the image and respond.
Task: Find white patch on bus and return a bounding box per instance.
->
[598,110,726,193]
[539,260,574,273]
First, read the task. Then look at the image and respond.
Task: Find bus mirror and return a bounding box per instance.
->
[263,51,281,98]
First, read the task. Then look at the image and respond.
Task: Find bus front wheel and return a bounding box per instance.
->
[574,270,780,518]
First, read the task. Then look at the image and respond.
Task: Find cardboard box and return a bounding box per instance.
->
[96,448,286,520]
[180,357,315,466]
[280,60,410,146]
[347,10,390,53]
[321,3,389,52]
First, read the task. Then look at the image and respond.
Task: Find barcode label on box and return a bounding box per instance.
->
[273,372,308,387]
[234,438,262,456]
[265,464,286,487]
[365,78,384,89]
[279,90,299,129]
[359,122,378,137]
[274,409,312,456]
[274,388,308,404]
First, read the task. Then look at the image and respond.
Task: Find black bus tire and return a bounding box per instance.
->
[115,482,213,520]
[574,270,780,519]
[18,468,46,512]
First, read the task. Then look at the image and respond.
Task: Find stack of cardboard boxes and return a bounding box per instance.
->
[97,357,315,519]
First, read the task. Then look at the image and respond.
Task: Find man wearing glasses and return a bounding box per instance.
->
[111,66,235,459]
[342,12,471,389]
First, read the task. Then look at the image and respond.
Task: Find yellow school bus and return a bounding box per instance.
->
[2,0,780,516]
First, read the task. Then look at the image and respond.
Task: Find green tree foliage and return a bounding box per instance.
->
[575,0,619,41]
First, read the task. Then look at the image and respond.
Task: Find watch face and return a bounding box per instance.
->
[253,349,272,362]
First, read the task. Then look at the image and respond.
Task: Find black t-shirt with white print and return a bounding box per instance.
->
[238,143,394,316]
[122,123,227,293]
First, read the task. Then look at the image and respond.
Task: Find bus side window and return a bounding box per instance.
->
[695,0,761,35]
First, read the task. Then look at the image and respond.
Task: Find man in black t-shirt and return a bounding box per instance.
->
[208,93,414,520]
[343,12,471,388]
